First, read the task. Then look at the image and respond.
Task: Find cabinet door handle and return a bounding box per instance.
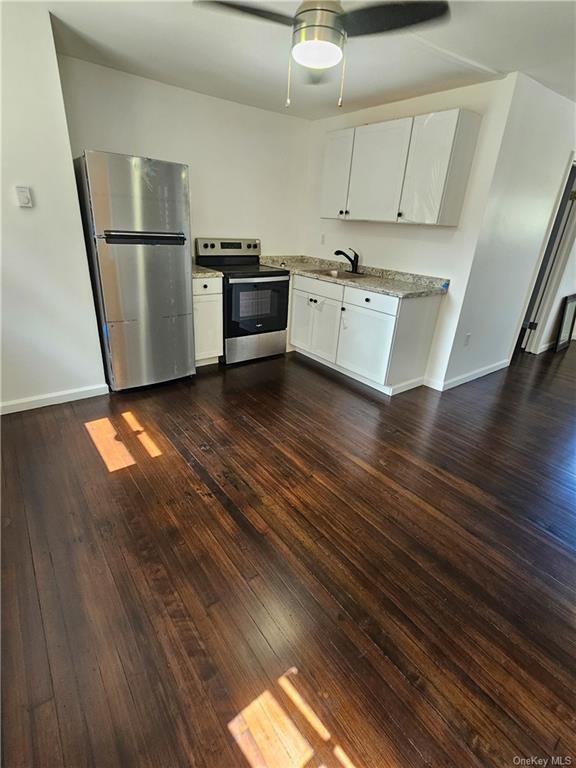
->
[397,212,403,218]
[364,297,370,303]
[341,306,346,312]
[309,297,313,303]
[345,210,350,215]
[203,283,208,289]
[338,209,344,216]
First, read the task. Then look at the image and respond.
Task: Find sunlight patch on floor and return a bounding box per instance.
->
[228,690,313,768]
[278,668,331,742]
[121,411,162,457]
[84,417,136,472]
[228,668,359,768]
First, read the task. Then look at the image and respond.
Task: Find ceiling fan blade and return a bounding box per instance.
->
[342,1,449,37]
[200,1,294,26]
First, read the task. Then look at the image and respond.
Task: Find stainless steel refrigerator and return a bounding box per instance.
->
[76,150,195,391]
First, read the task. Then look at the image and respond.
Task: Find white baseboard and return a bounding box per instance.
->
[196,356,220,367]
[536,341,555,354]
[1,383,109,415]
[422,376,445,392]
[387,377,425,395]
[440,359,510,391]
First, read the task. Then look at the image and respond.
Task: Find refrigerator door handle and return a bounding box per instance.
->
[101,230,186,245]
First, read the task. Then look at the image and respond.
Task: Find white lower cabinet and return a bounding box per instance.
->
[311,296,342,362]
[290,278,443,395]
[290,290,314,351]
[291,290,342,363]
[193,292,223,364]
[336,303,395,383]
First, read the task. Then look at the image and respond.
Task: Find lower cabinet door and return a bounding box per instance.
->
[310,296,341,363]
[336,303,395,383]
[290,290,314,350]
[193,294,223,361]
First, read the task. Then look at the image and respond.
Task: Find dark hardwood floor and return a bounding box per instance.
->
[2,347,575,768]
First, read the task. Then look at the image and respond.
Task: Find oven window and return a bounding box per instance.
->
[226,280,289,338]
[238,289,274,319]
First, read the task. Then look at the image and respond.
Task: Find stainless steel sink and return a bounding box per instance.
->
[307,269,371,280]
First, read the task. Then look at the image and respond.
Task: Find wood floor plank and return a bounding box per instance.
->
[2,347,575,768]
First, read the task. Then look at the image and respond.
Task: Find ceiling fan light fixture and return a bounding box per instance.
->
[291,14,344,69]
[291,37,343,69]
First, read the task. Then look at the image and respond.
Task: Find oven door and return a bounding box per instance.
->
[225,276,290,338]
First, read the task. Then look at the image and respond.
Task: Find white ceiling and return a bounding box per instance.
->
[49,1,576,119]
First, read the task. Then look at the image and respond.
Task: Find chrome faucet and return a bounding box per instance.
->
[334,248,360,274]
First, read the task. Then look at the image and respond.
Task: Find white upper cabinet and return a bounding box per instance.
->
[346,118,413,222]
[319,128,355,220]
[399,109,481,226]
[319,108,480,226]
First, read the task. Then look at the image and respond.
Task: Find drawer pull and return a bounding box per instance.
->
[365,297,371,303]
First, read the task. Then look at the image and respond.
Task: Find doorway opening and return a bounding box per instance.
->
[515,162,576,355]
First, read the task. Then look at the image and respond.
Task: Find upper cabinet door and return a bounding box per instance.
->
[399,110,458,225]
[346,118,413,222]
[399,109,480,226]
[320,128,355,220]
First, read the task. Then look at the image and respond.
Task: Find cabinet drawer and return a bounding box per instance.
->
[343,286,398,316]
[293,275,344,301]
[193,277,222,296]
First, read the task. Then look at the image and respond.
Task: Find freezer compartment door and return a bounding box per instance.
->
[95,241,192,322]
[84,151,190,235]
[105,314,194,390]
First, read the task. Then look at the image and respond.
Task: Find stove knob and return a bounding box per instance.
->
[210,243,215,249]
[203,243,209,249]
[246,243,252,249]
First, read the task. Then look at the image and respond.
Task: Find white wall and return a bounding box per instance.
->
[300,77,516,385]
[4,18,574,411]
[1,3,106,414]
[445,73,576,386]
[57,56,309,255]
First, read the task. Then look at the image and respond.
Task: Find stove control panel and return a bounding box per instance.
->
[195,238,261,257]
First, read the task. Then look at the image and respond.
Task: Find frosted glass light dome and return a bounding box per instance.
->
[291,39,343,69]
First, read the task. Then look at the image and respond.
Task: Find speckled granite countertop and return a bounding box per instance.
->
[192,264,223,279]
[261,256,449,299]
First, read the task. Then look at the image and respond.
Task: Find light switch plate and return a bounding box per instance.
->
[15,186,33,208]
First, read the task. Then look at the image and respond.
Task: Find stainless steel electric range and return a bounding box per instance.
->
[195,238,290,365]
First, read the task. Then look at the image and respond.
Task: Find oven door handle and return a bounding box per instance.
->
[228,276,290,284]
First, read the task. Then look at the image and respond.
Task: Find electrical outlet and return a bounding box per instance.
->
[15,186,33,208]
[464,333,471,347]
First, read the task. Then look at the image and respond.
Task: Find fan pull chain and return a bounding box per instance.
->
[337,39,347,108]
[285,54,292,108]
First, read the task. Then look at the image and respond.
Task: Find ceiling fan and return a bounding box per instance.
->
[202,1,450,106]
